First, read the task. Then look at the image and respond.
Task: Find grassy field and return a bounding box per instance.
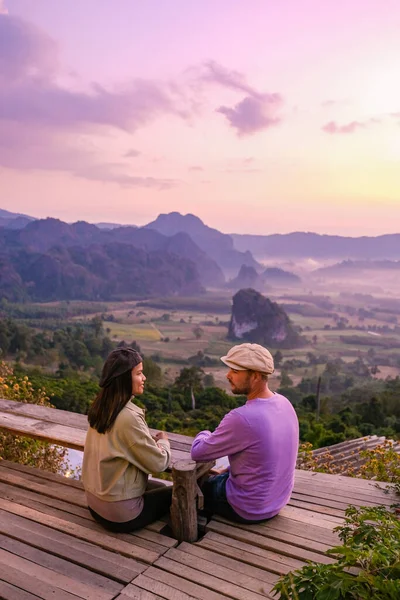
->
[22,287,400,388]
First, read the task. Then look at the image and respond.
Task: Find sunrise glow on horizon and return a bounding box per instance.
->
[0,0,399,236]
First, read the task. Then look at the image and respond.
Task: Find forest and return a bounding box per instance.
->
[1,312,399,449]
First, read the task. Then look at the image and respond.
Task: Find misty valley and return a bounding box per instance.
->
[1,209,400,463]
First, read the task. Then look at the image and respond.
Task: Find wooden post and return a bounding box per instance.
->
[170,459,198,542]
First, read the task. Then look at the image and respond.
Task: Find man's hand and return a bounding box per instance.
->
[153,431,169,442]
[210,466,229,475]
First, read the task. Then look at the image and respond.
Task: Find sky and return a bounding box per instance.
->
[0,0,399,236]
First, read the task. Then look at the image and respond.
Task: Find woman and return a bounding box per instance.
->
[82,347,172,532]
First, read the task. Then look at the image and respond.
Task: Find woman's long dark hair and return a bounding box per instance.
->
[88,369,133,434]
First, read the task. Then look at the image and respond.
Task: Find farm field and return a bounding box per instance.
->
[11,285,400,389]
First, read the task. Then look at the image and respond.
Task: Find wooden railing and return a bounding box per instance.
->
[0,398,214,542]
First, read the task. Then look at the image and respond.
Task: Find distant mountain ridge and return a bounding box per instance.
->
[232,231,400,259]
[315,259,400,276]
[145,212,260,274]
[0,217,224,288]
[0,208,35,230]
[0,218,224,301]
[2,208,400,263]
[0,209,34,220]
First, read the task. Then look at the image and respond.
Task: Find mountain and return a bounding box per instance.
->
[2,218,100,253]
[0,253,27,301]
[227,265,300,291]
[262,267,301,285]
[1,242,203,302]
[105,226,224,286]
[3,207,400,261]
[145,212,260,274]
[0,209,34,220]
[231,232,400,260]
[227,265,260,290]
[0,218,224,288]
[314,259,400,277]
[228,288,303,348]
[159,231,224,287]
[0,208,35,230]
[95,222,137,230]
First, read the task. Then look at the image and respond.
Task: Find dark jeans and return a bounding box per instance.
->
[88,482,172,533]
[202,472,269,524]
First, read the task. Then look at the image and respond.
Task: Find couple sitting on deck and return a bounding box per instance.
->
[82,343,299,533]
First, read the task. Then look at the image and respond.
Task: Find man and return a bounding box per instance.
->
[191,343,299,523]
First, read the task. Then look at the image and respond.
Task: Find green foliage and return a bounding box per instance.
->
[280,371,293,387]
[0,299,109,320]
[0,361,67,473]
[274,505,400,600]
[136,296,231,313]
[0,315,116,373]
[360,441,400,489]
[174,366,204,394]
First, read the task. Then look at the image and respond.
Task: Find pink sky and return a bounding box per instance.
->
[0,0,399,235]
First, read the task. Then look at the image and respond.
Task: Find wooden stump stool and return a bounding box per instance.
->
[170,459,198,542]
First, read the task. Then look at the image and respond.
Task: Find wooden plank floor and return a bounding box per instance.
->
[0,460,396,599]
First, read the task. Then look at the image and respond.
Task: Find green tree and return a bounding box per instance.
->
[174,366,204,410]
[273,350,283,368]
[203,373,215,387]
[174,366,204,394]
[192,326,204,340]
[280,371,293,387]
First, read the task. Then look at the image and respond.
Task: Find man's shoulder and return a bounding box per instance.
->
[225,405,250,424]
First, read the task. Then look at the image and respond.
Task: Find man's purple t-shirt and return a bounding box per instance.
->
[191,394,299,520]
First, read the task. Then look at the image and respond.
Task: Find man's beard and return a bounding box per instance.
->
[231,384,250,395]
[230,374,252,395]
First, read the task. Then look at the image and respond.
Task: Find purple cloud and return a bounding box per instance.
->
[0,12,188,188]
[1,78,186,132]
[0,14,190,133]
[217,94,282,136]
[0,14,57,83]
[200,61,284,136]
[189,165,203,172]
[322,121,364,134]
[202,61,258,97]
[322,118,380,134]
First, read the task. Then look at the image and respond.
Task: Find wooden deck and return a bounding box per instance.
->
[0,459,396,600]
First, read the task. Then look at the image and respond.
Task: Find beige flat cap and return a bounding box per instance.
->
[221,343,275,374]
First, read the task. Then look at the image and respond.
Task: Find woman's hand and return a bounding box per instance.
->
[153,431,169,442]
